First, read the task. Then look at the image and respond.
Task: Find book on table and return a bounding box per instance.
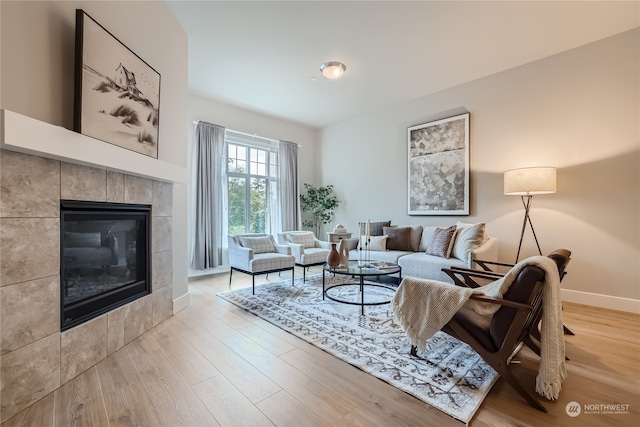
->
[370,261,397,270]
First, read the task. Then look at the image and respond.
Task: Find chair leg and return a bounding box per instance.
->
[303,265,306,282]
[229,268,233,289]
[495,364,548,413]
[409,345,418,357]
[292,268,294,285]
[252,275,255,295]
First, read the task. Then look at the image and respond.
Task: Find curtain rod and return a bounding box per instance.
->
[193,120,301,147]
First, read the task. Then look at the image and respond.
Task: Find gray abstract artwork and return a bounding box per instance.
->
[408,113,469,215]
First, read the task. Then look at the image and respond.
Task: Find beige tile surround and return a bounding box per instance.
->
[0,149,174,422]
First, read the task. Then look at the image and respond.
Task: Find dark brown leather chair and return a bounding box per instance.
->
[410,255,568,412]
[444,249,574,355]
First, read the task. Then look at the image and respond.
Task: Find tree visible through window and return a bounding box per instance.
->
[227,141,278,234]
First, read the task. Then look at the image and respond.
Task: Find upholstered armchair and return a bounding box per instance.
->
[228,233,295,294]
[277,231,331,282]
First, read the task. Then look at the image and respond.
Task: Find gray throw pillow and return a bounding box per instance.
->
[358,220,391,236]
[424,225,456,258]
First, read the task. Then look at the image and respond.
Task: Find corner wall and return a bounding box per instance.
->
[0,1,190,308]
[319,29,640,311]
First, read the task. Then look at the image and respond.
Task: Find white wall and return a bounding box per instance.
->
[187,93,318,275]
[320,29,640,311]
[0,1,190,307]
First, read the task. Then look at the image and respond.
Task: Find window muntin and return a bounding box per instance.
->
[226,141,278,234]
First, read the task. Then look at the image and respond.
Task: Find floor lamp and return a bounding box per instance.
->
[504,167,557,263]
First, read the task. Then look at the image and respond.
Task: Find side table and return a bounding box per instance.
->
[326,232,352,243]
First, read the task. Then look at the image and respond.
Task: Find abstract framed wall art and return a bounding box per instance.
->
[74,9,161,158]
[407,113,470,215]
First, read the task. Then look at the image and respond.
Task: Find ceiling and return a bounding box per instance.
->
[165,1,639,129]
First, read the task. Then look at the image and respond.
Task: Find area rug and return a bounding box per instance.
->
[217,274,498,424]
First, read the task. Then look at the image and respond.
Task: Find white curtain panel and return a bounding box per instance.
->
[278,140,301,232]
[190,121,227,269]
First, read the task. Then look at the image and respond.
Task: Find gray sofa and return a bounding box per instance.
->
[347,222,498,283]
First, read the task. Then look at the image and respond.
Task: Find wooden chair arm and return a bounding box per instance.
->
[442,266,502,289]
[469,294,533,311]
[474,259,515,272]
[448,266,504,279]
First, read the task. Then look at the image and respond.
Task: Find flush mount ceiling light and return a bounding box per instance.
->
[320,61,346,79]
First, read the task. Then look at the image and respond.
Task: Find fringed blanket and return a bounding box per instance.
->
[391,256,566,400]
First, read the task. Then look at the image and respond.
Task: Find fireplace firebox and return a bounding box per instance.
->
[60,200,151,331]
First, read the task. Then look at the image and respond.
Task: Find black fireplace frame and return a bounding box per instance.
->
[60,200,151,331]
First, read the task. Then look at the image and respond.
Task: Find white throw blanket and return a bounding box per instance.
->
[391,256,566,400]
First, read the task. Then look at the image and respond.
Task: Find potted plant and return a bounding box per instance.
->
[300,183,341,237]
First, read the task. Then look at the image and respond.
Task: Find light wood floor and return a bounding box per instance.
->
[3,267,639,426]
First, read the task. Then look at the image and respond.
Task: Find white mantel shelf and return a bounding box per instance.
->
[0,109,187,184]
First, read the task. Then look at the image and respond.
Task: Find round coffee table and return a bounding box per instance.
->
[322,260,401,315]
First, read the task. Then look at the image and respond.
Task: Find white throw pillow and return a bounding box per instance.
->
[360,235,388,251]
[238,236,275,254]
[452,222,486,261]
[287,232,316,249]
[456,221,489,242]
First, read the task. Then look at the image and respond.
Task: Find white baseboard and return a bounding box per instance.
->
[561,289,640,314]
[173,292,191,314]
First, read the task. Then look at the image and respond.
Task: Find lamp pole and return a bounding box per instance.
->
[515,194,543,263]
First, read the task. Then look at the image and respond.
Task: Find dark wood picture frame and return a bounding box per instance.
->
[74,9,161,158]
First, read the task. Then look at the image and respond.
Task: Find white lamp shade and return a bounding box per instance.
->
[504,167,557,195]
[320,61,346,79]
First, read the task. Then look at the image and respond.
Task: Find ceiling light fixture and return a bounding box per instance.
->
[320,61,346,79]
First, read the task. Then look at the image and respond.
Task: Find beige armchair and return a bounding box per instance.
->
[228,233,295,294]
[277,231,331,282]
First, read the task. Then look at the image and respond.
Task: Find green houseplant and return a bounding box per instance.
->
[300,183,341,237]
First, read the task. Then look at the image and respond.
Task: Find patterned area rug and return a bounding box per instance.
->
[218,274,498,424]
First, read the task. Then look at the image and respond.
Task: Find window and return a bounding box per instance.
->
[226,134,279,235]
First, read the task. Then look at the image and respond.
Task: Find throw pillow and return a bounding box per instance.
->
[358,220,391,237]
[424,226,457,258]
[238,235,275,254]
[383,226,412,251]
[287,232,316,249]
[456,221,489,242]
[408,225,423,252]
[452,222,487,261]
[360,235,388,251]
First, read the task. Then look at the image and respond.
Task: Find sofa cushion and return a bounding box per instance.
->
[419,226,438,252]
[349,249,409,264]
[360,235,388,251]
[383,226,412,251]
[424,225,456,258]
[452,222,486,261]
[287,231,316,249]
[358,220,391,236]
[238,235,275,254]
[300,248,329,265]
[456,221,489,242]
[408,225,423,252]
[398,252,468,283]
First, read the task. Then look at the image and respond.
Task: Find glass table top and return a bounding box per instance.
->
[323,260,400,276]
